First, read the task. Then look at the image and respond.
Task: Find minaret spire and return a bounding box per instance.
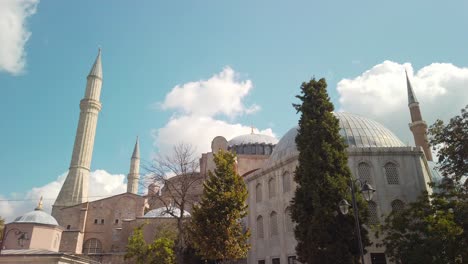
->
[53,49,104,211]
[405,69,433,161]
[127,137,140,194]
[406,69,418,105]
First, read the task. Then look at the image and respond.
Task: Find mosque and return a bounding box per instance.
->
[0,50,440,264]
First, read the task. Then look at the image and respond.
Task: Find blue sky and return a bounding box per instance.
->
[1,0,467,219]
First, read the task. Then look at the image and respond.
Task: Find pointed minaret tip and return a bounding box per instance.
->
[35,196,43,211]
[405,68,418,105]
[88,48,102,79]
[132,136,140,159]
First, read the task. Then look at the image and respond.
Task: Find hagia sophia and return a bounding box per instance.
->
[0,50,441,264]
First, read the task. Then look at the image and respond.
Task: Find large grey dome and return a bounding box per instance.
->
[228,133,278,147]
[268,112,405,165]
[14,210,59,226]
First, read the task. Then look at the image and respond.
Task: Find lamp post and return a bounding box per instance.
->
[339,179,376,264]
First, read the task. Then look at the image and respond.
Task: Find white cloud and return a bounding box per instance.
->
[154,67,275,157]
[1,170,126,222]
[0,0,39,75]
[153,115,275,156]
[337,61,468,145]
[161,67,256,117]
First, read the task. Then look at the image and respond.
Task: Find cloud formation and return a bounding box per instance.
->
[154,67,274,156]
[0,0,38,75]
[0,170,127,222]
[161,67,259,117]
[337,61,468,144]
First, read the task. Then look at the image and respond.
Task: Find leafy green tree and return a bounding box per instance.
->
[379,105,468,264]
[0,216,4,239]
[429,104,468,183]
[189,150,250,263]
[290,78,370,264]
[125,224,176,264]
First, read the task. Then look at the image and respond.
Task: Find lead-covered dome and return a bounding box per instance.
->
[14,210,59,226]
[228,133,278,147]
[268,112,405,165]
[228,133,278,156]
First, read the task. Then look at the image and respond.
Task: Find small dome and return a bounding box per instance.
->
[268,112,405,165]
[144,207,191,218]
[228,133,278,147]
[14,210,59,226]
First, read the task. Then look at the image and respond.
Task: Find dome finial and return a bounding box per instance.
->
[251,125,255,134]
[35,196,43,211]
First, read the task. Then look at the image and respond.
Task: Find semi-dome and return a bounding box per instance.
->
[268,112,405,165]
[228,133,278,147]
[144,207,191,218]
[14,210,59,226]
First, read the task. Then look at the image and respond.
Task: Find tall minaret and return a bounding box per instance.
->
[127,137,140,194]
[406,70,433,161]
[53,49,103,208]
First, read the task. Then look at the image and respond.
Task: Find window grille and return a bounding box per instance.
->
[368,201,379,225]
[270,211,278,236]
[385,163,400,185]
[256,216,264,239]
[83,238,102,254]
[269,177,276,198]
[272,258,280,264]
[358,162,372,184]
[256,183,262,203]
[283,171,291,192]
[391,199,405,214]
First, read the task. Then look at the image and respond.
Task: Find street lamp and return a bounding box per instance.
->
[338,179,376,264]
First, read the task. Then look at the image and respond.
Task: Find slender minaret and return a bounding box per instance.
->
[53,49,103,208]
[127,137,140,194]
[406,70,433,161]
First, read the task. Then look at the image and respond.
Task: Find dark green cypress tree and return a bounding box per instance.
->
[290,78,370,264]
[189,150,250,263]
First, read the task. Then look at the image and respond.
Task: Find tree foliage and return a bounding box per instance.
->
[125,224,176,264]
[0,216,4,240]
[428,104,468,183]
[189,150,250,263]
[290,78,370,264]
[379,105,468,264]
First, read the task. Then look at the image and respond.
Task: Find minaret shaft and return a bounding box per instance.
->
[53,50,103,208]
[127,137,140,194]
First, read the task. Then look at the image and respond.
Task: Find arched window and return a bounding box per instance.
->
[256,215,264,239]
[282,171,291,192]
[284,207,293,232]
[268,177,276,198]
[270,211,278,236]
[83,238,102,254]
[385,162,400,185]
[368,201,379,225]
[256,183,262,203]
[391,199,405,214]
[358,162,372,184]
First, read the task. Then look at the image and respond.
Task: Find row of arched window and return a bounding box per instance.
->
[230,144,274,155]
[256,199,405,238]
[255,161,401,204]
[256,172,292,203]
[358,161,401,185]
[367,199,405,226]
[256,208,293,239]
